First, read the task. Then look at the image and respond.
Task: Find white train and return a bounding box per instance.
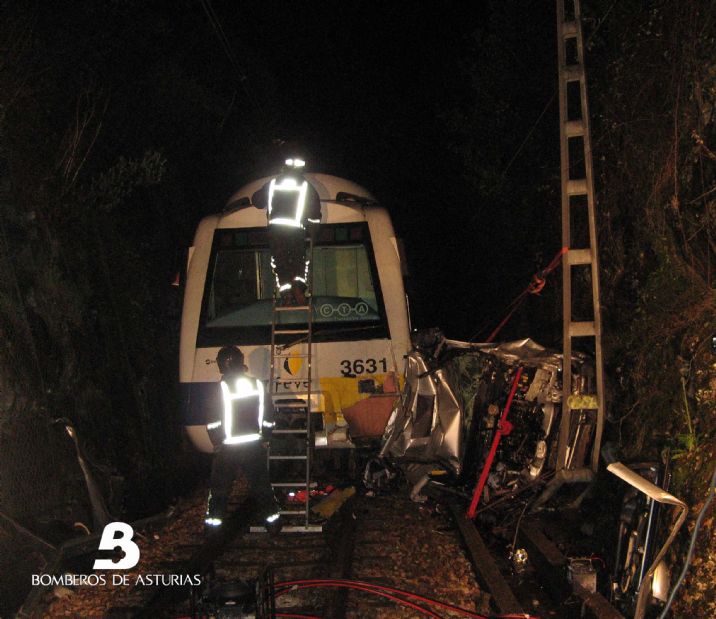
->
[180,173,411,452]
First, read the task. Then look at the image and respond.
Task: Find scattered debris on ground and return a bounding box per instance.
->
[39,475,487,618]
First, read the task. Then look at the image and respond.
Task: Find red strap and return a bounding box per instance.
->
[467,366,524,519]
[544,246,569,274]
[500,419,514,436]
[485,295,527,343]
[484,247,568,342]
[527,274,546,295]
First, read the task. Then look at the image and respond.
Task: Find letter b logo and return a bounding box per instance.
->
[93,522,140,570]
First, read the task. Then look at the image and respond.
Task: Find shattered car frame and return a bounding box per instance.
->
[380,331,598,504]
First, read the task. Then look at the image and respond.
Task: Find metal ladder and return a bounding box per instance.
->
[266,234,322,532]
[555,0,605,473]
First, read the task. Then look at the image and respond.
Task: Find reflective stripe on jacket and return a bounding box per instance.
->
[206,376,274,445]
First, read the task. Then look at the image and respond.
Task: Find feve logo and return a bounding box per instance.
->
[93,522,140,570]
[283,350,304,376]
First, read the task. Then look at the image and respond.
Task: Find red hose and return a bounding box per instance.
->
[275,579,542,618]
[276,578,481,617]
[275,582,445,618]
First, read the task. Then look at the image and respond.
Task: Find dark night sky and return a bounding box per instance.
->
[184,1,562,343]
[23,0,561,342]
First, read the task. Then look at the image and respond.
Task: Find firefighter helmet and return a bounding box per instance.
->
[216,346,245,375]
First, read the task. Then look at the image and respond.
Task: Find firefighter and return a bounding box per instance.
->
[204,345,281,534]
[266,158,321,304]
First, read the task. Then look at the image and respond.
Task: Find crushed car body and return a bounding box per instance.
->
[379,329,596,502]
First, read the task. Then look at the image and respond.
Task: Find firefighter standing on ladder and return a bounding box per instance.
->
[265,157,321,304]
[204,345,281,534]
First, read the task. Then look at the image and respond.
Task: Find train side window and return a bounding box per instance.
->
[312,245,378,319]
[207,249,272,321]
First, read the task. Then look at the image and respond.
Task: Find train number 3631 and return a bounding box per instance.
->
[340,357,388,377]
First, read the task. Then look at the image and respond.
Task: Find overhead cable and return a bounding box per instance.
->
[197,0,268,126]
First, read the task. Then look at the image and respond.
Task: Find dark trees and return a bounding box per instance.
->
[448,1,716,611]
[0,0,250,539]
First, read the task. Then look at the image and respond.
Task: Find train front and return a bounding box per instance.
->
[179,171,411,453]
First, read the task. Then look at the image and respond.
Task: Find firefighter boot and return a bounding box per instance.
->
[265,512,283,536]
[204,493,228,536]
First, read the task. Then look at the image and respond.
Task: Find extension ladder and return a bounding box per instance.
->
[556,0,606,473]
[266,234,323,533]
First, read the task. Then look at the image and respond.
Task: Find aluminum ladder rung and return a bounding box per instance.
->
[277,391,321,398]
[279,525,323,533]
[248,523,323,533]
[565,119,585,137]
[272,429,308,435]
[272,481,318,488]
[273,402,315,409]
[564,64,584,82]
[269,455,307,461]
[567,248,592,265]
[274,329,310,335]
[569,321,595,337]
[562,20,578,37]
[567,178,588,196]
[274,305,311,312]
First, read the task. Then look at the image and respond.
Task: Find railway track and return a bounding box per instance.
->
[31,480,623,618]
[135,490,488,618]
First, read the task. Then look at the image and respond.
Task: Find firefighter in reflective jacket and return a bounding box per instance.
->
[265,158,321,304]
[204,346,280,532]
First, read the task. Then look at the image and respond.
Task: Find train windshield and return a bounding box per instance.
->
[198,223,388,345]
